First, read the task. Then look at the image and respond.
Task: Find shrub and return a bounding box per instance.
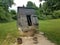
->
[10,10,17,20]
[0,7,12,22]
[53,10,60,19]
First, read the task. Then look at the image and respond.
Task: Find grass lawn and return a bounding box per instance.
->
[0,19,60,45]
[39,19,60,45]
[0,21,19,45]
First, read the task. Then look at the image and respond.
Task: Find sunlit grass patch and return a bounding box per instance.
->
[39,19,60,45]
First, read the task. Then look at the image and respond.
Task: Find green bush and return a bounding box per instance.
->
[46,15,53,19]
[39,14,46,20]
[39,14,53,20]
[0,7,13,22]
[10,10,17,20]
[53,10,60,19]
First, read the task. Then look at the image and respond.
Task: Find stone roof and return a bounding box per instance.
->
[17,7,35,15]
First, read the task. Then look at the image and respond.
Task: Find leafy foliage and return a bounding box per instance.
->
[0,0,16,22]
[10,10,17,20]
[26,1,38,9]
[0,7,12,22]
[39,0,60,19]
[53,10,60,18]
[26,1,34,8]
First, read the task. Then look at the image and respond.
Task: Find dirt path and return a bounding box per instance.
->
[13,34,56,45]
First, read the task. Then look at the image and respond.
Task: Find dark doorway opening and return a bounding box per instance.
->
[26,15,32,26]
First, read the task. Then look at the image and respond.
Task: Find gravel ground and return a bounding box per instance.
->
[13,34,56,45]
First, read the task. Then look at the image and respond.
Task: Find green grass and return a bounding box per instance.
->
[39,19,60,45]
[0,21,19,45]
[0,19,60,45]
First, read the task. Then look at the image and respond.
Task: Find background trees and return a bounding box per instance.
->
[26,1,38,9]
[26,0,60,20]
[0,0,60,22]
[0,0,16,22]
[10,10,17,20]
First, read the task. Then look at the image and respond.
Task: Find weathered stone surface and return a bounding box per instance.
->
[17,7,38,32]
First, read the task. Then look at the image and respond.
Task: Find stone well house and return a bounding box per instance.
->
[17,7,38,36]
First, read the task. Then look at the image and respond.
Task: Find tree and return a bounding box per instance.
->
[26,1,38,9]
[0,0,14,11]
[0,7,12,22]
[0,0,14,22]
[26,1,34,8]
[53,10,60,19]
[10,10,17,20]
[43,0,60,11]
[39,0,60,19]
